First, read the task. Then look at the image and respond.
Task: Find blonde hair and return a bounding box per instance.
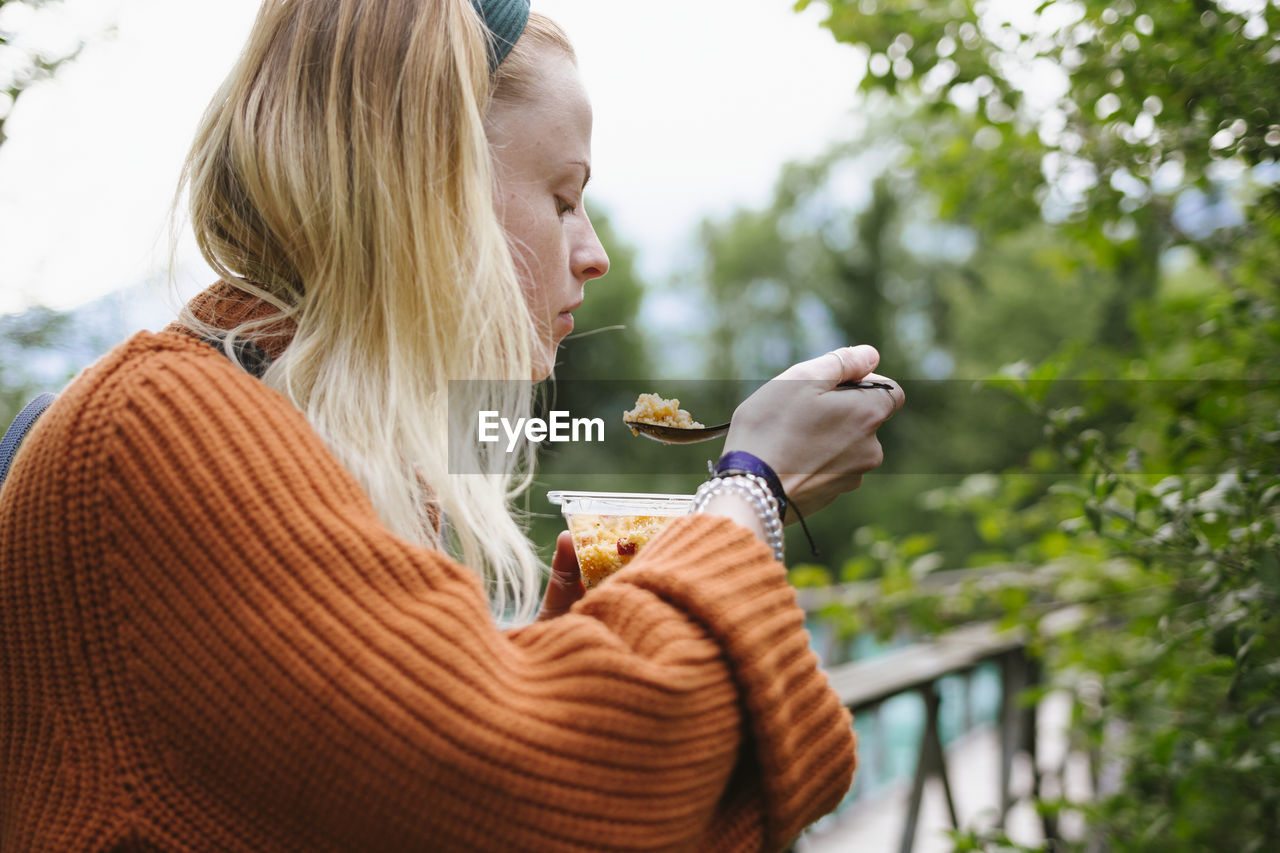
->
[178,0,573,622]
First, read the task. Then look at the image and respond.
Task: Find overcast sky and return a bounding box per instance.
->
[0,0,868,316]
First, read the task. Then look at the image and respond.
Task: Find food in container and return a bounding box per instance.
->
[546,491,694,588]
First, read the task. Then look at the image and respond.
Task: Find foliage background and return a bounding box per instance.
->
[779,1,1280,849]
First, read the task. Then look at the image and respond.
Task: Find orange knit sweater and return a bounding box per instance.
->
[0,304,855,851]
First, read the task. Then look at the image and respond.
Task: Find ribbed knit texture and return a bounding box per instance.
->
[0,294,854,851]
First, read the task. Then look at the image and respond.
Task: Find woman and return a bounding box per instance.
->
[0,1,903,850]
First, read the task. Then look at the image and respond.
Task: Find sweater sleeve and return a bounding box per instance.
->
[87,335,854,851]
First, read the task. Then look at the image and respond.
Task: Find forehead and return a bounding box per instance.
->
[486,49,593,163]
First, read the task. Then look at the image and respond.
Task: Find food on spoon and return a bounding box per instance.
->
[567,512,679,588]
[623,393,704,436]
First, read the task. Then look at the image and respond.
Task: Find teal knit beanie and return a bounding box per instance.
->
[471,0,530,70]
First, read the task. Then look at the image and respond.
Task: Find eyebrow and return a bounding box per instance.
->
[570,160,592,189]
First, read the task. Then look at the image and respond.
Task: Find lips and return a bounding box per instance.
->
[556,297,583,335]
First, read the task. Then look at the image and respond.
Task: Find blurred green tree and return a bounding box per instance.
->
[790,0,1280,847]
[799,0,1280,315]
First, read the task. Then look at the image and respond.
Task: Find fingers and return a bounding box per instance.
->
[862,372,906,420]
[784,346,904,423]
[779,345,880,385]
[537,531,584,622]
[830,345,880,383]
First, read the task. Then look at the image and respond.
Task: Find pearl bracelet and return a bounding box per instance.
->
[692,473,786,564]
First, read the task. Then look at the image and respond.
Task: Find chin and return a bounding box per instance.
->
[531,348,556,382]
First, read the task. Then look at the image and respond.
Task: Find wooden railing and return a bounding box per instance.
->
[803,595,1084,853]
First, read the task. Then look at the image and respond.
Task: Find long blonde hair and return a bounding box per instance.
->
[178,0,570,622]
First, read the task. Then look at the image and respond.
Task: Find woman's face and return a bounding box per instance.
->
[485,44,610,381]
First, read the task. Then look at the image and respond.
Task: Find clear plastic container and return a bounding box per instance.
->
[546,491,694,588]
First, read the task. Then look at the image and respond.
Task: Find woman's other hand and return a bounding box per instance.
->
[537,531,584,620]
[724,345,904,520]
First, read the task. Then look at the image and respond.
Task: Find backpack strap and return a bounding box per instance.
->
[0,392,58,487]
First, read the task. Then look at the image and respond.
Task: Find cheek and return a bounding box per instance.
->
[513,241,551,307]
[499,206,542,286]
[508,216,564,304]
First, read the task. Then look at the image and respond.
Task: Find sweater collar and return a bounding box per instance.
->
[166,281,297,364]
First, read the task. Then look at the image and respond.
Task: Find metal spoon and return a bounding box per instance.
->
[623,380,895,445]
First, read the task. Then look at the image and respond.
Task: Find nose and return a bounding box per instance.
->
[572,213,610,283]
